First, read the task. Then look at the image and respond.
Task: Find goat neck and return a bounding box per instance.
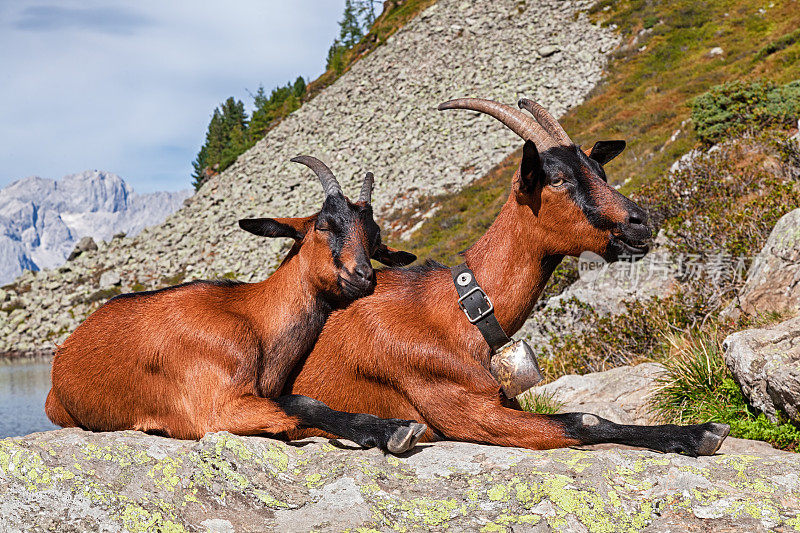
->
[462,172,562,336]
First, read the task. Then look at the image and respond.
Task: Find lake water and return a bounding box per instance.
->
[0,361,59,438]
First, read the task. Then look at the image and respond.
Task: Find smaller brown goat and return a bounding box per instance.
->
[45,156,426,453]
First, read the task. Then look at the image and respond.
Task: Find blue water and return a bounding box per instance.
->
[0,361,59,438]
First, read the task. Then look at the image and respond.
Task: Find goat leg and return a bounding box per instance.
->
[553,412,730,457]
[412,381,729,456]
[277,395,427,454]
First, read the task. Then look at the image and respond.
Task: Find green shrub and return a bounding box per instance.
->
[643,15,659,29]
[650,331,800,451]
[691,80,800,144]
[636,133,800,309]
[754,29,800,61]
[1,300,25,313]
[539,292,697,378]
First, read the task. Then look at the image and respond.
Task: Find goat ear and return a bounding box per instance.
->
[588,140,626,166]
[372,244,416,267]
[519,140,545,192]
[238,217,312,240]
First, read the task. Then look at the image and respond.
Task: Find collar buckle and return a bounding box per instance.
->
[457,286,494,323]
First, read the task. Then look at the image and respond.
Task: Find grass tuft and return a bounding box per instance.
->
[650,330,800,451]
[519,390,564,415]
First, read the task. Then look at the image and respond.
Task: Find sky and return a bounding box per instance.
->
[0,1,345,193]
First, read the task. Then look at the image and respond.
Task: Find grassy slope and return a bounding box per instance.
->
[386,0,800,261]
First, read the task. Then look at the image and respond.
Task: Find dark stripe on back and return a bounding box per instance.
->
[109,278,244,302]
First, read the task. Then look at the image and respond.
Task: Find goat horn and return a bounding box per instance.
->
[290,155,343,197]
[437,98,557,149]
[359,172,374,204]
[517,98,572,146]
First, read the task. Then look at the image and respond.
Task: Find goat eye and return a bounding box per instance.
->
[316,223,330,232]
[550,178,565,188]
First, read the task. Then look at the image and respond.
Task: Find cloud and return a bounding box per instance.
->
[0,1,345,193]
[14,5,152,35]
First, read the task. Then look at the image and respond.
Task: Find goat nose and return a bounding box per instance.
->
[628,209,648,226]
[353,265,372,282]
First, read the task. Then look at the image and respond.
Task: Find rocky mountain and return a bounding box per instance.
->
[0,170,190,284]
[0,0,618,353]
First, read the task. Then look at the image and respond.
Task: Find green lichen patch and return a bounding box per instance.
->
[3,432,800,531]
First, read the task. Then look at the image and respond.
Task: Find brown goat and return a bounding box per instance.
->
[45,156,427,453]
[285,99,730,457]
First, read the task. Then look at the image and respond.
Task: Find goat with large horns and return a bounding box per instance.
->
[46,156,426,453]
[284,99,730,456]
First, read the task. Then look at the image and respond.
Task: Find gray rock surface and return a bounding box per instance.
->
[524,363,666,425]
[523,362,791,456]
[2,428,798,532]
[0,0,619,354]
[723,315,800,423]
[728,208,800,319]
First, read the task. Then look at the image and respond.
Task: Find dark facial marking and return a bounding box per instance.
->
[538,146,616,231]
[315,194,380,267]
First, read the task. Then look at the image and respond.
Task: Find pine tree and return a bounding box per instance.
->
[249,77,307,139]
[292,76,306,98]
[191,98,249,190]
[249,86,271,139]
[356,0,379,27]
[338,0,364,48]
[325,0,381,73]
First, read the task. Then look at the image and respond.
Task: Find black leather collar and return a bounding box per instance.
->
[451,263,511,353]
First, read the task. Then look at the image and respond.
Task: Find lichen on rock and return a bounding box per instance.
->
[1,428,799,531]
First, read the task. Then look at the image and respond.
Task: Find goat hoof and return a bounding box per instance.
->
[387,423,427,454]
[696,422,730,456]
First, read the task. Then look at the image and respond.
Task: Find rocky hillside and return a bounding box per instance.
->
[0,0,618,354]
[0,170,189,284]
[2,429,799,532]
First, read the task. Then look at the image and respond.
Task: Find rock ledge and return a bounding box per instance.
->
[1,429,798,532]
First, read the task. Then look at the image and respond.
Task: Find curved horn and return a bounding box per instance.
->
[290,155,342,197]
[359,172,374,204]
[518,98,572,146]
[437,98,557,149]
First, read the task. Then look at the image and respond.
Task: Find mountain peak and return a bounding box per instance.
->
[0,170,191,284]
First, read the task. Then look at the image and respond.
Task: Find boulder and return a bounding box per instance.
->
[722,315,800,422]
[66,236,98,261]
[519,248,679,354]
[728,208,800,318]
[523,363,665,425]
[538,45,560,57]
[99,270,121,288]
[555,249,679,317]
[2,428,799,532]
